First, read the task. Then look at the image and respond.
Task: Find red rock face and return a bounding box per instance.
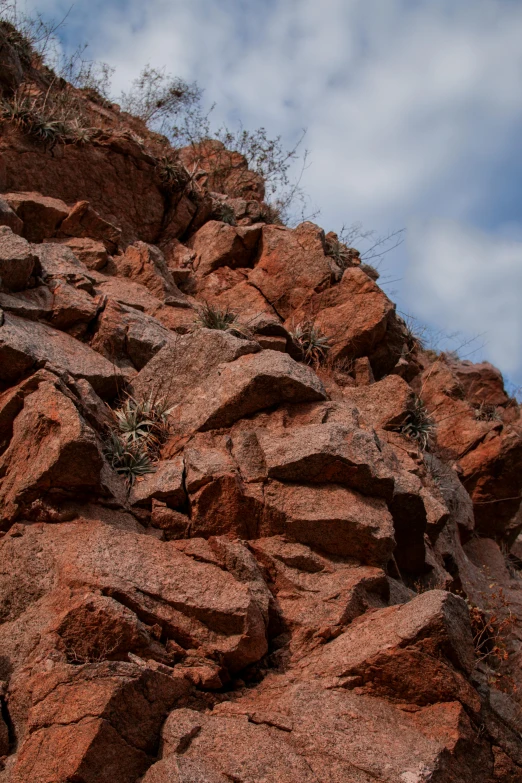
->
[0,55,521,783]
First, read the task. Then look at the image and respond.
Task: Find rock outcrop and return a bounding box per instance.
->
[0,33,521,783]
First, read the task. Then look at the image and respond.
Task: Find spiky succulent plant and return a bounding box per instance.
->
[290,320,330,366]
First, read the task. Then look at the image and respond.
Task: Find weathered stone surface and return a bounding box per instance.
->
[257,422,395,499]
[258,481,395,565]
[44,236,109,270]
[178,140,265,201]
[9,663,189,783]
[0,226,36,292]
[130,458,186,507]
[0,518,269,683]
[249,222,334,319]
[420,357,522,539]
[307,589,476,681]
[342,373,414,430]
[250,537,388,657]
[114,241,189,303]
[58,199,122,252]
[187,220,262,277]
[174,350,327,434]
[0,380,103,523]
[132,328,260,408]
[34,242,96,289]
[3,191,69,242]
[290,267,401,369]
[0,133,166,245]
[147,678,490,783]
[91,299,174,371]
[0,195,23,235]
[195,269,281,328]
[0,313,121,396]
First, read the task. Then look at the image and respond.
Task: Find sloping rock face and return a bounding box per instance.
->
[0,46,521,783]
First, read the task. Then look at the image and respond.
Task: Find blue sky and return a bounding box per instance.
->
[20,0,522,390]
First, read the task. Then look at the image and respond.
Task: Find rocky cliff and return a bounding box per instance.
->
[0,24,521,783]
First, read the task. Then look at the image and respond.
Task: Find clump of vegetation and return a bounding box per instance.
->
[104,393,173,485]
[156,155,191,191]
[120,65,201,131]
[0,83,93,148]
[399,396,436,451]
[360,263,380,281]
[195,302,251,338]
[290,320,330,366]
[214,202,236,225]
[473,402,502,423]
[324,235,357,269]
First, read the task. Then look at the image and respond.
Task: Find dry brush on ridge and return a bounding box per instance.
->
[0,13,521,783]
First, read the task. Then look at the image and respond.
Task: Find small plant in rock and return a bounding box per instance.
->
[324,236,356,269]
[400,397,436,451]
[290,320,330,366]
[257,201,285,225]
[473,402,502,423]
[104,393,173,485]
[215,202,236,225]
[156,155,191,191]
[195,302,251,338]
[104,432,155,484]
[360,262,380,281]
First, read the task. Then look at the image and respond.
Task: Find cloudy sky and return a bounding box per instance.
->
[19,0,522,390]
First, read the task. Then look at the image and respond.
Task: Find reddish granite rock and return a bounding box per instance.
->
[132,328,260,408]
[420,357,522,540]
[0,134,166,244]
[257,422,394,499]
[174,350,327,435]
[3,191,69,242]
[289,267,403,374]
[249,222,335,319]
[0,379,103,523]
[0,226,37,292]
[258,481,395,565]
[58,200,122,252]
[130,458,186,508]
[178,140,265,201]
[0,196,23,235]
[0,312,122,396]
[9,663,189,783]
[91,298,174,371]
[342,373,414,430]
[114,241,189,303]
[187,220,262,277]
[44,237,109,270]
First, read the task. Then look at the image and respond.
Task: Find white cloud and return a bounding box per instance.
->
[405,218,522,374]
[16,0,522,381]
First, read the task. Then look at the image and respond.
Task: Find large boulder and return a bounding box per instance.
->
[174,350,327,435]
[0,379,103,523]
[57,199,122,252]
[132,328,260,407]
[44,237,109,271]
[3,191,69,243]
[0,226,37,292]
[420,358,522,540]
[0,134,166,245]
[113,241,189,303]
[289,267,405,375]
[0,313,122,397]
[91,299,175,372]
[257,422,395,500]
[0,518,268,675]
[8,662,189,783]
[187,220,262,277]
[248,222,335,318]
